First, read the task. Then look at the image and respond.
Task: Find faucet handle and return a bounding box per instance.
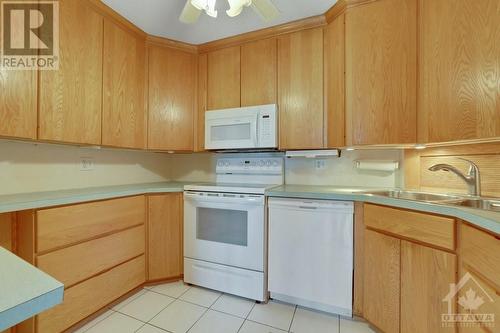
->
[456,158,479,175]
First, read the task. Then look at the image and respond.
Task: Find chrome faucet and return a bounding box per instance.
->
[428,159,481,197]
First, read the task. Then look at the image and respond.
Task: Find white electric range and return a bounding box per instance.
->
[183,156,284,302]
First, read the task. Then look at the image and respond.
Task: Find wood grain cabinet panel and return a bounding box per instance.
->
[461,224,500,290]
[207,46,241,110]
[148,45,196,151]
[39,0,103,145]
[241,38,277,106]
[363,229,400,333]
[401,241,457,333]
[0,69,37,140]
[364,203,455,250]
[36,196,145,253]
[37,255,145,333]
[345,0,417,145]
[278,28,324,150]
[147,193,183,280]
[37,225,145,287]
[324,14,345,148]
[102,20,147,149]
[195,53,208,152]
[419,0,500,143]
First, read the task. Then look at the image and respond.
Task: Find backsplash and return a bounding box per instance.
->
[404,142,500,197]
[0,141,170,195]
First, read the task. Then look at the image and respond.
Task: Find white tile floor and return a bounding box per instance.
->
[74,281,376,333]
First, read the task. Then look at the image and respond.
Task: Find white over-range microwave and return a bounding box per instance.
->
[204,104,278,150]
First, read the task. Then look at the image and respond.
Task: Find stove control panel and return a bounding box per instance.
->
[216,157,283,175]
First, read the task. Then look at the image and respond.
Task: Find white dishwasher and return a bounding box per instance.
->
[268,197,354,316]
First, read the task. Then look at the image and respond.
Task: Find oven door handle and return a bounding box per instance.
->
[184,192,264,205]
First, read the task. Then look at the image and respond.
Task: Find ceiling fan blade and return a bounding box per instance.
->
[179,0,202,24]
[251,0,279,22]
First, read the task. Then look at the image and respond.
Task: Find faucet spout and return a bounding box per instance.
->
[428,159,481,197]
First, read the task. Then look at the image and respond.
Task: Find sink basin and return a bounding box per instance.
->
[447,198,500,212]
[363,190,462,203]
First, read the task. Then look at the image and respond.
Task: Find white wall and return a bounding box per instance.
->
[0,140,170,195]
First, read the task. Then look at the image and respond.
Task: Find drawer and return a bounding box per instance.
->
[37,225,145,287]
[364,204,455,250]
[459,269,499,333]
[37,255,145,333]
[36,196,145,252]
[461,224,500,289]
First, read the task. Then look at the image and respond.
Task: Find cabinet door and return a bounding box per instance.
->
[148,45,196,151]
[147,193,183,280]
[241,38,277,106]
[39,0,103,145]
[195,53,208,152]
[401,241,457,333]
[0,70,37,140]
[419,0,500,143]
[207,46,240,110]
[102,20,146,149]
[324,14,345,148]
[363,229,400,333]
[345,0,417,145]
[278,28,324,150]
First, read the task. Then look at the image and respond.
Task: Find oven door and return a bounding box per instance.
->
[205,115,258,150]
[184,191,265,272]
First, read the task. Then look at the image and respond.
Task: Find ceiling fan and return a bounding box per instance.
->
[180,0,280,23]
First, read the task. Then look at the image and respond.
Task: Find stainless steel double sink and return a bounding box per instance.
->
[362,189,500,213]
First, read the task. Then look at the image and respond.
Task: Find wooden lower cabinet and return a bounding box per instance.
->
[363,229,401,333]
[38,256,145,332]
[147,193,184,280]
[401,241,457,333]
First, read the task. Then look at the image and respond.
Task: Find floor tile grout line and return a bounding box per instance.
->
[244,318,289,332]
[77,308,117,333]
[288,305,298,332]
[185,304,211,333]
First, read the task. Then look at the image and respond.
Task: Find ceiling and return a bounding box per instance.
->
[101,0,338,45]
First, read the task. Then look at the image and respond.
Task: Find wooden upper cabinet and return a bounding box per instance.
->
[102,20,147,149]
[0,70,37,140]
[39,0,103,145]
[195,53,208,152]
[324,14,345,148]
[207,46,241,110]
[418,0,500,143]
[241,38,277,106]
[278,28,324,150]
[345,0,417,145]
[148,45,196,151]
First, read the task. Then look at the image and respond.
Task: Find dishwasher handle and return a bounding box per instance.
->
[268,198,354,213]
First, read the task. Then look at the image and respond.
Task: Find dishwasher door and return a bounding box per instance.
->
[268,198,354,316]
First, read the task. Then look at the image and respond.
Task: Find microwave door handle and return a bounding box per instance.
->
[253,115,259,147]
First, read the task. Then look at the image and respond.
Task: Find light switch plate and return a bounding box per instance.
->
[80,157,94,171]
[314,159,327,170]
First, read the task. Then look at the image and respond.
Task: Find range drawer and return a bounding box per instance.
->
[37,225,145,287]
[37,255,145,333]
[461,224,500,289]
[364,204,455,250]
[36,196,145,252]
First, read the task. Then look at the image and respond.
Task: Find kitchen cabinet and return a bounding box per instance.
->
[207,46,241,110]
[0,69,37,140]
[148,44,196,151]
[0,213,13,251]
[324,13,345,148]
[363,229,400,333]
[345,0,417,145]
[418,0,500,143]
[147,193,184,281]
[39,0,103,145]
[241,38,277,106]
[102,20,147,149]
[363,204,458,333]
[195,53,208,151]
[16,196,146,333]
[401,240,456,333]
[278,28,324,150]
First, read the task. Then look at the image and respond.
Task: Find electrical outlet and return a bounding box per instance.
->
[314,159,327,170]
[80,157,94,171]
